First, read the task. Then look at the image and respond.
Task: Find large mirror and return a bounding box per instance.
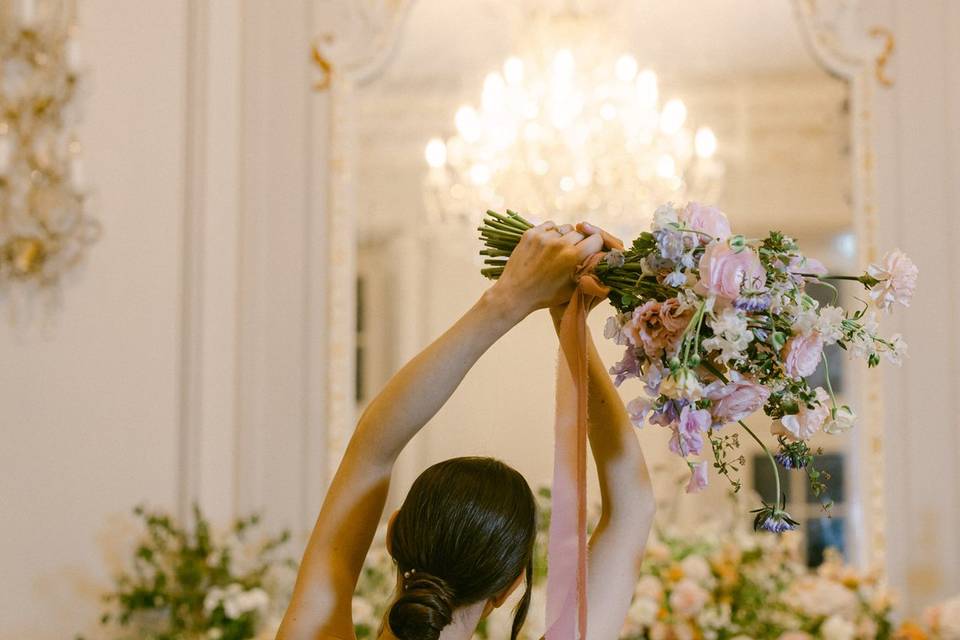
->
[353,0,868,571]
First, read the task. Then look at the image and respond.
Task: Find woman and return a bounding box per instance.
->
[277,221,656,640]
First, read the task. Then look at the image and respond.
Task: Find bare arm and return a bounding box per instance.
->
[278,222,606,640]
[550,222,656,640]
[549,311,656,640]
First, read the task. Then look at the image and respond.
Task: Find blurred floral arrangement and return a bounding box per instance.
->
[0,0,99,305]
[351,488,895,640]
[896,594,960,640]
[79,506,296,640]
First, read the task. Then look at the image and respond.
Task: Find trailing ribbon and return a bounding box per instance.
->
[545,246,619,640]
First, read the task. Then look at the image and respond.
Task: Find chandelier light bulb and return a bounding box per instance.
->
[552,48,575,83]
[635,69,659,108]
[503,56,524,85]
[482,72,506,111]
[469,163,491,185]
[694,126,718,158]
[656,154,676,178]
[425,138,447,168]
[615,54,638,81]
[455,105,482,143]
[660,98,687,134]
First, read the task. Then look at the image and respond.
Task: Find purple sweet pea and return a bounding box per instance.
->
[685,461,709,493]
[626,396,652,428]
[609,347,641,387]
[668,405,711,456]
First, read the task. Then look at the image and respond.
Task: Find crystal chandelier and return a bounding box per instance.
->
[0,0,98,302]
[422,32,724,238]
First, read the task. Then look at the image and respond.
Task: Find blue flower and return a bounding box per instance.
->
[751,502,799,533]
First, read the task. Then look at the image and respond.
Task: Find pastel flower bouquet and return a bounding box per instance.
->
[479,203,917,531]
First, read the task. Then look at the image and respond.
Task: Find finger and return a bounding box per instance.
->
[556,223,574,235]
[575,232,604,259]
[533,220,557,234]
[577,221,624,251]
[559,230,586,245]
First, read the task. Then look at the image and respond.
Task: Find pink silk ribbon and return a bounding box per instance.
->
[545,252,614,640]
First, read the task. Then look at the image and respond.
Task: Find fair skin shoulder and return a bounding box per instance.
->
[277,222,654,640]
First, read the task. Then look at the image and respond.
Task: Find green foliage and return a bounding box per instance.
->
[80,505,295,640]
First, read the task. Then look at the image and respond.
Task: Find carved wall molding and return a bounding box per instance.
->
[792,0,893,573]
[313,0,896,571]
[313,0,415,481]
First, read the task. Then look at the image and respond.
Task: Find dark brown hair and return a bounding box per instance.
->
[387,457,537,640]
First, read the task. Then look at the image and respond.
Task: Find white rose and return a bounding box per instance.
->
[823,406,856,434]
[820,615,855,640]
[628,597,659,628]
[680,554,712,583]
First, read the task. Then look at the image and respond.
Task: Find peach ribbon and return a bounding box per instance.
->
[545,251,616,640]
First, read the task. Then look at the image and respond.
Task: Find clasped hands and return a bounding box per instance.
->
[491,220,623,319]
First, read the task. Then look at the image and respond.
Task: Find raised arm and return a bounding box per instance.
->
[278,221,605,640]
[550,223,656,640]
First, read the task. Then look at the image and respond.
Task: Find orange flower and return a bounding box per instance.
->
[893,621,927,640]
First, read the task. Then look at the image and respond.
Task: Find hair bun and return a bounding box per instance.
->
[388,571,455,640]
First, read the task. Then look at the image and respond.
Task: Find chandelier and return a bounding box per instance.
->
[0,0,98,303]
[422,36,724,238]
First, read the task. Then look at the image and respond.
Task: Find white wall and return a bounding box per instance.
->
[0,1,327,638]
[870,0,960,613]
[0,2,187,637]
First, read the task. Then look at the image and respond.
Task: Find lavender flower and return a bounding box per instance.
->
[752,502,799,533]
[774,451,806,469]
[758,515,799,533]
[734,293,771,312]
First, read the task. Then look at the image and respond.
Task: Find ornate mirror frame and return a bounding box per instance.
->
[312,0,894,571]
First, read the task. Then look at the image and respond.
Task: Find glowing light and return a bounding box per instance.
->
[424,138,447,168]
[615,54,638,81]
[503,56,524,85]
[656,154,676,178]
[482,72,506,111]
[455,105,482,142]
[635,70,658,108]
[660,98,687,134]
[552,48,575,83]
[694,127,717,158]
[469,163,491,185]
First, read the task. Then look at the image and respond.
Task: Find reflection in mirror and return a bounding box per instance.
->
[355,0,860,568]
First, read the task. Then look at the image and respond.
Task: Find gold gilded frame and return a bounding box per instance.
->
[313,0,894,571]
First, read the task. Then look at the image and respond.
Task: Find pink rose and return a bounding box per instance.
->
[782,331,825,378]
[624,300,688,358]
[867,248,918,312]
[771,387,830,441]
[685,461,709,493]
[681,202,731,240]
[695,241,766,300]
[705,371,770,425]
[659,297,694,334]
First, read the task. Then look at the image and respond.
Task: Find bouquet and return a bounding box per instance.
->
[479,203,917,531]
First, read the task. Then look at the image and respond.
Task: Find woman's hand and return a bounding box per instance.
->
[491,220,605,318]
[547,221,624,322]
